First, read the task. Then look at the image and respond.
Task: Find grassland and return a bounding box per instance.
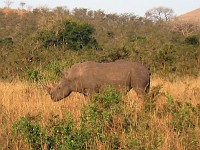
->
[0,76,200,149]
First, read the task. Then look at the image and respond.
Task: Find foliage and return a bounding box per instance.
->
[13,115,46,150]
[27,68,43,82]
[145,6,174,22]
[162,95,198,133]
[185,36,199,45]
[0,37,13,49]
[0,7,199,81]
[60,20,98,50]
[37,20,99,50]
[13,86,126,149]
[12,86,200,149]
[1,6,200,150]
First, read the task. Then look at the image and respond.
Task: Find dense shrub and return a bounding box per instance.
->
[0,37,13,48]
[185,36,199,45]
[37,20,99,50]
[0,8,199,81]
[12,87,200,149]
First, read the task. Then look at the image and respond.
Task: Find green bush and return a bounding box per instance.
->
[12,86,133,149]
[164,95,197,133]
[10,88,144,149]
[13,116,46,150]
[0,37,13,49]
[0,8,200,80]
[12,88,200,149]
[37,20,99,50]
[185,36,199,45]
[27,68,43,82]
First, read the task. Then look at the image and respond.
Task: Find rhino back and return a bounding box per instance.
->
[65,60,149,92]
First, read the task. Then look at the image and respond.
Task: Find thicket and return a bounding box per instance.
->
[37,19,98,50]
[0,7,200,81]
[12,86,200,149]
[1,7,199,150]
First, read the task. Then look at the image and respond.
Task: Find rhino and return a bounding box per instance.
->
[46,60,150,101]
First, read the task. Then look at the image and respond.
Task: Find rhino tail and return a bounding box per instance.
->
[145,74,151,93]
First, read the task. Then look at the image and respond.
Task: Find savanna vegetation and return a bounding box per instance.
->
[0,5,200,150]
[0,6,199,81]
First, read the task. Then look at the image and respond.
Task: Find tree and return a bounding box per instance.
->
[20,1,26,9]
[168,20,200,37]
[4,0,13,8]
[38,20,99,50]
[60,20,99,50]
[54,6,70,19]
[145,6,174,22]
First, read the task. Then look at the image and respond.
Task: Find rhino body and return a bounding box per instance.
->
[46,60,150,101]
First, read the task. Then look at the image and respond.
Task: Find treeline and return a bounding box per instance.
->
[0,7,200,81]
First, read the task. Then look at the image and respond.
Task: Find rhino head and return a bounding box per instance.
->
[45,79,72,101]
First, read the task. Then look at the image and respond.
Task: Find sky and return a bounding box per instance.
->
[0,0,200,17]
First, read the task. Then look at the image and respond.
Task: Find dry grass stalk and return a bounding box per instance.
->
[0,76,200,149]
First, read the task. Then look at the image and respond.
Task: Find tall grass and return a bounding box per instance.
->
[0,77,200,149]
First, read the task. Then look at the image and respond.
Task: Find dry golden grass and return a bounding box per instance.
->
[0,76,200,149]
[0,81,89,149]
[152,76,200,105]
[0,81,89,123]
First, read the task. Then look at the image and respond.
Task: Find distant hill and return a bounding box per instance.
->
[178,8,200,24]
